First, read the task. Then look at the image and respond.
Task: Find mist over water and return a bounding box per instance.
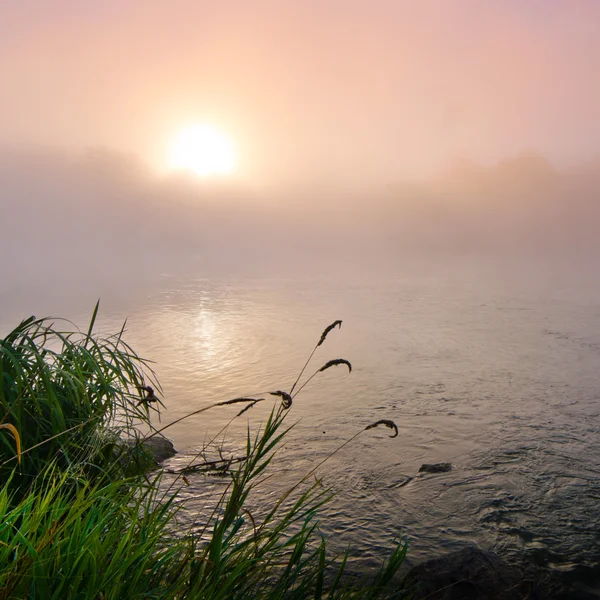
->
[2,147,600,287]
[2,146,600,594]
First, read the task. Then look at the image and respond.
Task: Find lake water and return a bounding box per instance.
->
[2,262,600,588]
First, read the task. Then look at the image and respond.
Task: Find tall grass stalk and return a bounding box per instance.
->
[0,310,407,598]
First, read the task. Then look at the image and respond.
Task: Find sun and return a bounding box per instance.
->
[167,124,237,177]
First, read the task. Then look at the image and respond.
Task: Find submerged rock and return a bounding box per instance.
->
[419,462,452,474]
[400,546,537,600]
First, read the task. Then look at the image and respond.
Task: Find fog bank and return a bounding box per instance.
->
[1,148,599,291]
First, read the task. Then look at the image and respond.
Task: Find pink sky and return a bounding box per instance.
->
[1,0,599,186]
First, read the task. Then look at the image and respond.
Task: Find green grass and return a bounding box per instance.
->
[0,310,407,599]
[0,302,159,494]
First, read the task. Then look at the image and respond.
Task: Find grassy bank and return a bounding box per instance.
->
[0,308,406,599]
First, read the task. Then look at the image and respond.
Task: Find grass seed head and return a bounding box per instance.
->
[364,419,399,438]
[317,320,342,347]
[236,399,264,417]
[269,391,293,409]
[318,359,352,374]
[218,397,262,406]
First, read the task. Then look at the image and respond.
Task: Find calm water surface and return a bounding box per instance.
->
[3,268,600,583]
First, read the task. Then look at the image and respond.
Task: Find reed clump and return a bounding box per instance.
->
[0,312,407,599]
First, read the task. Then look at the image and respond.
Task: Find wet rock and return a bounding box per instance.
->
[419,462,452,474]
[140,436,177,463]
[400,546,538,600]
[120,436,177,464]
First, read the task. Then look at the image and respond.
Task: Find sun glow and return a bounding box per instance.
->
[167,124,237,177]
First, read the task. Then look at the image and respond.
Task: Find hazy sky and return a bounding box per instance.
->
[2,0,599,186]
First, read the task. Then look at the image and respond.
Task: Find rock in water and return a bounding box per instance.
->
[141,436,177,463]
[120,436,177,464]
[400,546,536,600]
[419,462,452,473]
